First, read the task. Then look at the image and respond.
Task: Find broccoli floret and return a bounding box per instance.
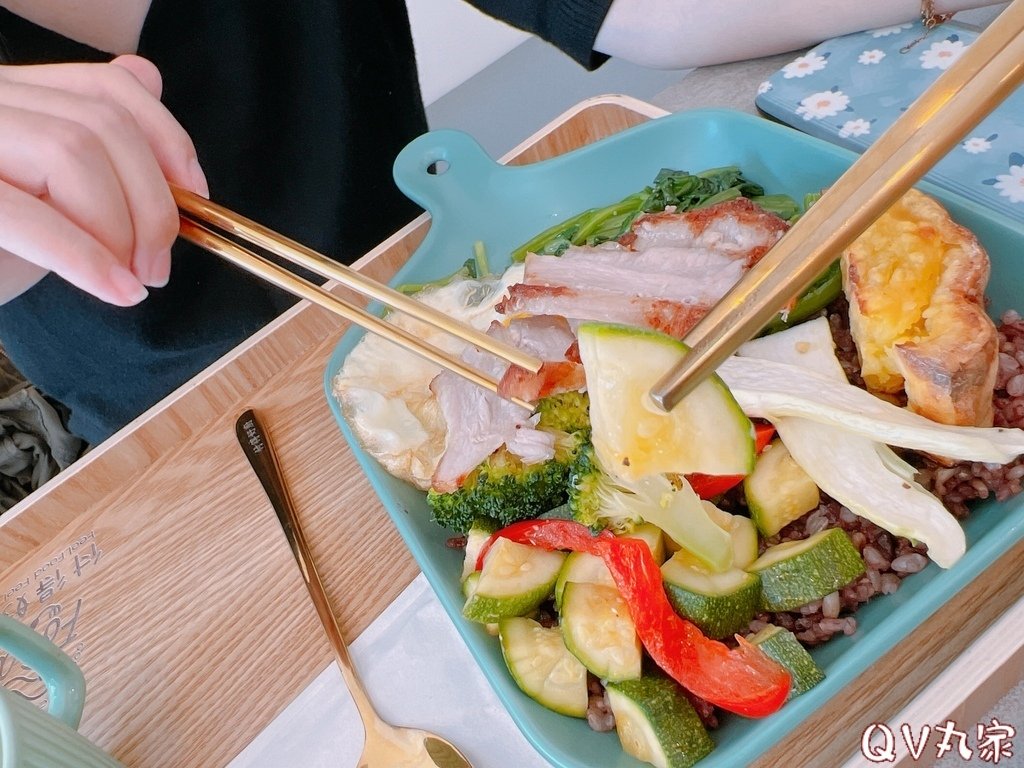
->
[568,443,711,552]
[427,445,572,533]
[427,392,590,533]
[536,390,590,435]
[568,443,645,534]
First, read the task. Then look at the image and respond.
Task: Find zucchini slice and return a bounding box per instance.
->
[748,625,824,698]
[461,570,480,599]
[460,572,499,635]
[702,503,759,569]
[560,582,642,682]
[554,551,615,610]
[463,537,565,623]
[499,617,588,717]
[747,528,866,612]
[461,517,500,581]
[606,676,714,768]
[622,522,667,565]
[661,551,760,639]
[744,439,820,537]
[728,513,759,571]
[578,322,755,481]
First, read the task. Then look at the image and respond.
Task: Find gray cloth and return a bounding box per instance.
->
[0,352,83,511]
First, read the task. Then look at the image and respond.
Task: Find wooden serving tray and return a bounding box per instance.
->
[0,94,1019,767]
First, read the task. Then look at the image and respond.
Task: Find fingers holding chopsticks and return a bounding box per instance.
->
[0,55,208,304]
[11,55,211,197]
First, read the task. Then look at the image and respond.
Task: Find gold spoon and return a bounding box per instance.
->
[235,409,473,768]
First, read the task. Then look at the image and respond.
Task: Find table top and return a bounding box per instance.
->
[1,60,1022,768]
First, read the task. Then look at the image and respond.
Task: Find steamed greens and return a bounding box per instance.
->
[510,167,800,262]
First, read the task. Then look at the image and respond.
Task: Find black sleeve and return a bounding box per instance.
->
[0,7,111,63]
[464,0,615,69]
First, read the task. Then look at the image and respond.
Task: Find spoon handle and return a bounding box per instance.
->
[234,409,379,720]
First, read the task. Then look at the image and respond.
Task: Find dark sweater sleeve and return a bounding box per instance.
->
[0,7,111,63]
[464,0,615,69]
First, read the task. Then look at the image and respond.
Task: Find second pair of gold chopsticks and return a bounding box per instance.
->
[173,188,540,409]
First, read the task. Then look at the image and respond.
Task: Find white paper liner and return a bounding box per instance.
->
[228,573,548,767]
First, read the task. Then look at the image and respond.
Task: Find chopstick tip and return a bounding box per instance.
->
[647,386,672,413]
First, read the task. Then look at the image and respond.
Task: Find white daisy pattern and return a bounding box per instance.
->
[962,135,997,155]
[868,23,913,37]
[753,23,1022,220]
[782,52,829,79]
[795,89,851,121]
[985,154,1024,204]
[994,166,1024,203]
[920,37,968,70]
[839,118,872,138]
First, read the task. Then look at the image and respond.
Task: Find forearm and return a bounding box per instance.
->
[593,0,1008,70]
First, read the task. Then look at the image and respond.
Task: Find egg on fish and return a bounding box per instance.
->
[842,189,998,427]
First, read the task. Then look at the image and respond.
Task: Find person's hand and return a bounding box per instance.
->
[0,55,208,306]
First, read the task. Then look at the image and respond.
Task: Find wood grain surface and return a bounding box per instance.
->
[0,94,1018,767]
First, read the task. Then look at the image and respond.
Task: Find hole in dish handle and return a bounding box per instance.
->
[426,159,450,176]
[392,129,502,217]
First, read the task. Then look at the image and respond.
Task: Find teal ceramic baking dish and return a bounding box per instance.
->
[323,108,1024,767]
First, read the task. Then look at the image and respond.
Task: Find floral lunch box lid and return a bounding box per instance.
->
[755,20,1024,223]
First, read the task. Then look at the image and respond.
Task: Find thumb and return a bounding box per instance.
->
[109,54,163,99]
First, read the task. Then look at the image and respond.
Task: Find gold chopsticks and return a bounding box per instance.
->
[175,188,538,373]
[650,0,1024,412]
[174,188,541,409]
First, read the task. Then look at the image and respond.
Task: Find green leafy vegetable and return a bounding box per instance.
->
[396,257,478,296]
[473,240,490,278]
[397,241,491,295]
[510,166,798,262]
[750,194,801,221]
[759,260,843,335]
[759,189,840,334]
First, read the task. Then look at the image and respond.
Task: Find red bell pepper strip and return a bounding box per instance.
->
[478,519,791,718]
[687,422,775,499]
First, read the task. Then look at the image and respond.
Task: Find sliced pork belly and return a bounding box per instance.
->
[498,360,586,402]
[489,315,577,361]
[430,316,581,491]
[492,315,586,402]
[498,199,790,337]
[497,284,709,338]
[430,344,547,493]
[540,243,744,273]
[525,248,745,305]
[623,198,788,266]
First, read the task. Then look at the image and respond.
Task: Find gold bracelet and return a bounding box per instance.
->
[901,0,956,52]
[921,0,956,29]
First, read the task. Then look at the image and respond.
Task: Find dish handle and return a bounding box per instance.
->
[393,129,509,232]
